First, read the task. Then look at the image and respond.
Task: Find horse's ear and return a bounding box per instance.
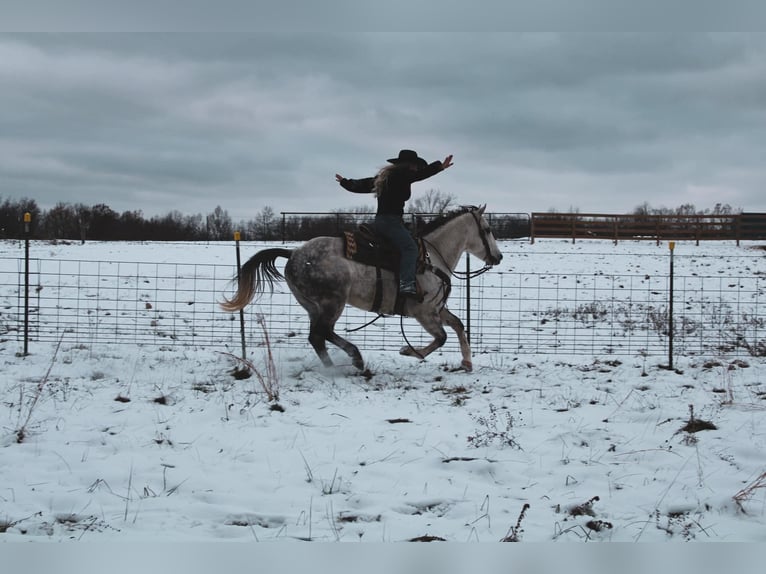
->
[478,204,486,215]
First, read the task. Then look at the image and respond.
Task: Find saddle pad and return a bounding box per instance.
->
[343,230,399,272]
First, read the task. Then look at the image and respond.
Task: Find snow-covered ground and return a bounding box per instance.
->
[1,238,765,549]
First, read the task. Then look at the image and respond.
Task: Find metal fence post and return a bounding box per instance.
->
[668,241,675,369]
[465,253,471,344]
[234,231,248,362]
[23,212,31,356]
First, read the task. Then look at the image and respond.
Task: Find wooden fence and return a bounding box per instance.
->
[277,211,766,244]
[530,212,766,245]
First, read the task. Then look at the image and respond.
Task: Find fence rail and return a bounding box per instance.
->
[2,255,763,360]
[279,211,531,241]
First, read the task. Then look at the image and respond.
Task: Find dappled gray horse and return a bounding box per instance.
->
[221,205,503,372]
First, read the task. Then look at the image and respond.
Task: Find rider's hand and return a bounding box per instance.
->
[441,155,454,170]
[335,173,344,183]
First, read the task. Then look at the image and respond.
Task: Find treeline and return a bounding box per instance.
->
[0,197,282,242]
[544,202,740,218]
[631,202,739,218]
[0,194,746,243]
[0,190,464,242]
[1,196,534,242]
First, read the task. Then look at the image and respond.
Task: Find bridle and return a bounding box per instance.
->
[423,208,497,281]
[470,208,499,268]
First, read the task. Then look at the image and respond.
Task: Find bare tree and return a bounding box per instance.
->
[74,203,92,244]
[675,203,698,216]
[408,189,456,214]
[633,201,651,216]
[206,205,233,240]
[44,203,78,239]
[255,205,277,240]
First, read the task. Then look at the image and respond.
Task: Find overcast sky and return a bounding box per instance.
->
[2,32,765,220]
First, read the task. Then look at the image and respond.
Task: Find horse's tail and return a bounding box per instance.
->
[220,248,293,311]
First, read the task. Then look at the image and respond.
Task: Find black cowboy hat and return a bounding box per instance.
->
[387,149,427,168]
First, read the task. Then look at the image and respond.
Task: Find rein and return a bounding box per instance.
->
[346,313,384,332]
[345,263,451,334]
[347,314,426,361]
[443,257,493,280]
[400,314,424,360]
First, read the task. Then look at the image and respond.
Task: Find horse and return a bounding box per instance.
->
[220,205,503,372]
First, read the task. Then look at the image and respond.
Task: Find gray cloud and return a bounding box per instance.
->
[1,33,765,221]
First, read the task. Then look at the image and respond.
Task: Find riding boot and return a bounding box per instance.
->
[397,281,424,308]
[398,280,417,297]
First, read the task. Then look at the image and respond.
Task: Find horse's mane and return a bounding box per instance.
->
[418,205,479,236]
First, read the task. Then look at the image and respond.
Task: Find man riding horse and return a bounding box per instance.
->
[335,149,454,298]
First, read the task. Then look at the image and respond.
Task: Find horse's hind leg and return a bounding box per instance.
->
[308,318,335,368]
[285,252,364,370]
[440,308,473,372]
[325,329,364,370]
[308,312,364,371]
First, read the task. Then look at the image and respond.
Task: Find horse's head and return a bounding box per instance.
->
[418,205,503,269]
[466,205,503,266]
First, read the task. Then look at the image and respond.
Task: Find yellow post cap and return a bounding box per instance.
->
[234,231,241,241]
[23,212,31,222]
[669,241,675,250]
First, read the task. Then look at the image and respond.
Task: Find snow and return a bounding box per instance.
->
[1,238,765,555]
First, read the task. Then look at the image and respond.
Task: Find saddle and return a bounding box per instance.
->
[342,224,429,314]
[343,224,427,273]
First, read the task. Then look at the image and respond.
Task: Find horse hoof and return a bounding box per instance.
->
[461,360,473,372]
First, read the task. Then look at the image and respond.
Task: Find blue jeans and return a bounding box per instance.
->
[374,214,417,288]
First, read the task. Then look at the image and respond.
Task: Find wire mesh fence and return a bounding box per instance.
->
[2,251,763,359]
[467,271,763,358]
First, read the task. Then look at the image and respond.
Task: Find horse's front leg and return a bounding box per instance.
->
[440,308,472,372]
[400,310,447,361]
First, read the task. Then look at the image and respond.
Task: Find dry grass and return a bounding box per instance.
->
[733,471,766,513]
[223,314,281,405]
[15,335,63,443]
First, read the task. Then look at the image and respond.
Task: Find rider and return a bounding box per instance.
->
[336,149,454,297]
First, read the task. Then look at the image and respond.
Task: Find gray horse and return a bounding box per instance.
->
[221,205,503,371]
